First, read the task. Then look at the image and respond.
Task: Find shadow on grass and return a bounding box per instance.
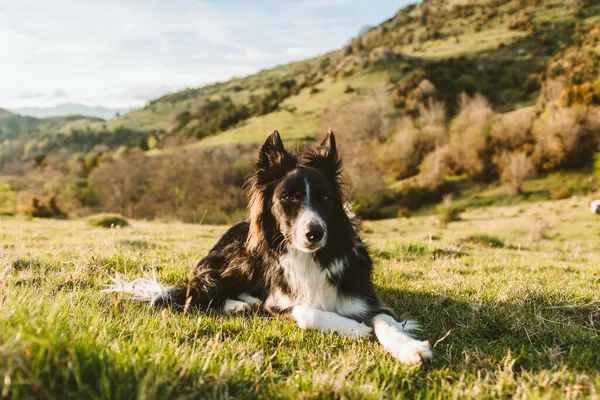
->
[377,286,600,372]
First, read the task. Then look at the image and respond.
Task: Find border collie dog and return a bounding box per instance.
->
[108,130,431,364]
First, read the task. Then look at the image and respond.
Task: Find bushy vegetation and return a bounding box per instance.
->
[0,182,17,215]
[170,78,321,139]
[87,214,129,228]
[89,147,251,223]
[437,194,465,224]
[24,193,68,219]
[499,151,536,195]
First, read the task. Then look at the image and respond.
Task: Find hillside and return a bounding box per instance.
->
[5,0,599,150]
[103,0,599,148]
[0,0,599,222]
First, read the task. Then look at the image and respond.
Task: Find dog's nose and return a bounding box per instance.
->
[305,223,324,244]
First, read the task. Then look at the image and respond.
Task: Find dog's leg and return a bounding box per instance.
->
[292,305,372,338]
[385,317,421,333]
[372,314,431,365]
[238,292,261,308]
[223,299,251,314]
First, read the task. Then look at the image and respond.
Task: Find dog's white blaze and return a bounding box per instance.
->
[274,248,369,317]
[372,314,432,364]
[292,178,327,252]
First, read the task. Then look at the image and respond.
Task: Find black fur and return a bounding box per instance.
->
[156,130,395,324]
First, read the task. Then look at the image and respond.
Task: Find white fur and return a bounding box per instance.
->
[104,274,171,304]
[292,305,372,338]
[326,258,347,280]
[272,248,369,318]
[266,288,295,310]
[238,292,261,307]
[372,314,432,364]
[291,178,327,252]
[591,200,600,214]
[223,299,251,314]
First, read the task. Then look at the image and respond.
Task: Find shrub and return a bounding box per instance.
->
[87,214,129,228]
[319,97,390,196]
[461,233,505,248]
[418,98,448,150]
[396,207,411,218]
[0,182,17,216]
[24,193,68,219]
[417,79,436,97]
[420,147,448,190]
[378,118,421,180]
[499,152,536,196]
[399,62,413,73]
[437,194,464,224]
[397,179,454,210]
[446,93,494,180]
[532,107,597,170]
[353,193,388,220]
[551,187,570,200]
[344,85,354,93]
[490,108,534,150]
[559,83,595,107]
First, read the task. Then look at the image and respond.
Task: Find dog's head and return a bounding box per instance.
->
[246,130,353,254]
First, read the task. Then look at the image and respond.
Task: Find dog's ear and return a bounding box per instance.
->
[303,129,342,179]
[254,130,296,182]
[246,130,296,252]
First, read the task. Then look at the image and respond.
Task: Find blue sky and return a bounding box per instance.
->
[0,0,412,109]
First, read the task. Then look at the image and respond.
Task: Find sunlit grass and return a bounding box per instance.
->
[1,196,599,398]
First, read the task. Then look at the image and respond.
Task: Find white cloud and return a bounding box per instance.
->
[0,0,409,109]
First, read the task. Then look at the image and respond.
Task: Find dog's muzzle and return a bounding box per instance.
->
[293,210,327,252]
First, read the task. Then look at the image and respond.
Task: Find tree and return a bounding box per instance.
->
[90,150,150,219]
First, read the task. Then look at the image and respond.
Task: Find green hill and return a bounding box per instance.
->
[1,0,599,221]
[0,108,13,118]
[5,0,600,152]
[98,0,599,149]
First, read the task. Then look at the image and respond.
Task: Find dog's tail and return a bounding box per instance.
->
[104,270,225,310]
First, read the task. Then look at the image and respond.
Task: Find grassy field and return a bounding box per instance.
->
[1,196,599,398]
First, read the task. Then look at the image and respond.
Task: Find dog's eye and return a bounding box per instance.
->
[320,194,331,202]
[281,195,295,202]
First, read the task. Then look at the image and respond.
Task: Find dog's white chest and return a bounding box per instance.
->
[279,249,337,309]
[266,248,367,317]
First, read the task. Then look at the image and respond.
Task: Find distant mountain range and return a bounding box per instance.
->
[8,103,133,120]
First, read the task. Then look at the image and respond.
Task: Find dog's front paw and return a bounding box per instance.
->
[385,332,431,365]
[223,299,251,315]
[345,322,373,339]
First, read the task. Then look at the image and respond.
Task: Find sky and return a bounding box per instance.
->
[0,0,413,110]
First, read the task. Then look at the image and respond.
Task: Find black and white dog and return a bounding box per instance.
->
[108,130,431,364]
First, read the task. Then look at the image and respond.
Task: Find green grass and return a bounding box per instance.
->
[1,196,599,398]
